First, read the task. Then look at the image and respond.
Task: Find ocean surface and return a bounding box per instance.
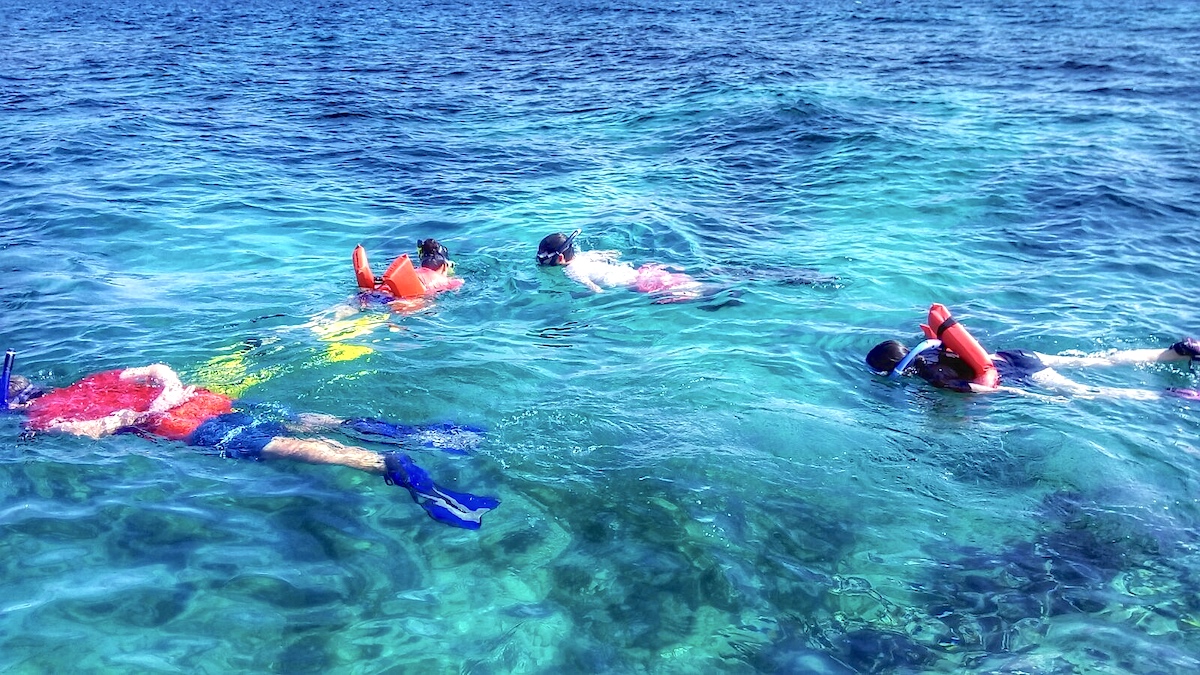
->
[3,0,1200,671]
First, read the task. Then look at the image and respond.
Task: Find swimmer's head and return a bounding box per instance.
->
[5,374,44,409]
[417,239,453,273]
[537,229,580,266]
[866,340,908,375]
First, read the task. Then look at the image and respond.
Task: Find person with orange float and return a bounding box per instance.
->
[296,239,467,363]
[866,303,1200,400]
[353,238,463,307]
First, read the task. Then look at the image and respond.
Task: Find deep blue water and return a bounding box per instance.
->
[3,0,1200,672]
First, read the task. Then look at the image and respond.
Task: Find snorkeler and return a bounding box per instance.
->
[2,355,498,529]
[866,304,1200,400]
[537,230,704,302]
[300,238,467,363]
[413,238,464,294]
[353,238,463,305]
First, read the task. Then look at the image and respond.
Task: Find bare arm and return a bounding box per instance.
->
[955,370,1072,402]
[48,409,144,439]
[122,364,195,413]
[963,383,1057,399]
[990,385,1069,402]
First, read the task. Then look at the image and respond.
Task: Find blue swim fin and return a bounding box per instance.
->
[383,452,499,529]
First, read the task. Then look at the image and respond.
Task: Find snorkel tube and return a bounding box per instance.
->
[1,349,14,408]
[536,228,582,266]
[562,228,581,252]
[887,339,940,379]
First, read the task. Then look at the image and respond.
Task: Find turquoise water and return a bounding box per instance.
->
[3,0,1200,671]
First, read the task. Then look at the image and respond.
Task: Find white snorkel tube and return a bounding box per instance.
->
[887,339,941,379]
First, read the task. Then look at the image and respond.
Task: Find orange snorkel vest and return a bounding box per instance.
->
[352,245,426,299]
[920,303,999,388]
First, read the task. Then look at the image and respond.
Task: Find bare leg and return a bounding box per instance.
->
[1036,347,1188,369]
[1028,368,1162,400]
[251,435,501,529]
[287,413,343,433]
[261,436,386,474]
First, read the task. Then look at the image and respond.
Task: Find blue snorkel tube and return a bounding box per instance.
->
[1,349,14,408]
[887,339,941,379]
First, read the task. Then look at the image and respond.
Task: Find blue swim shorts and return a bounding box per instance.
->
[187,411,288,460]
[994,349,1049,384]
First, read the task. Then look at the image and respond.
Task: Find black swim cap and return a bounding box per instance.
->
[866,340,908,375]
[420,253,450,271]
[6,374,43,407]
[537,231,578,266]
[417,239,451,270]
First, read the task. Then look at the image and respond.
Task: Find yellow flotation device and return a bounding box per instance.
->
[191,339,282,399]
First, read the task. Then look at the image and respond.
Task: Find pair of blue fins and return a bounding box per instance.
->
[341,417,500,530]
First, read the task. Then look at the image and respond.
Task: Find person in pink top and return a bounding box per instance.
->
[413,238,464,294]
[353,238,463,306]
[301,238,467,359]
[536,230,703,303]
[535,229,837,308]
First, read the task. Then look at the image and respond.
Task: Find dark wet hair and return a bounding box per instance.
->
[537,232,577,266]
[6,374,43,407]
[417,238,451,270]
[866,340,909,375]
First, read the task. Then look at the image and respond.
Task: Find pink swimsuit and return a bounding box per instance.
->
[634,264,702,301]
[633,264,692,292]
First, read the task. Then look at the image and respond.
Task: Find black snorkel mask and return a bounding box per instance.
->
[536,229,580,266]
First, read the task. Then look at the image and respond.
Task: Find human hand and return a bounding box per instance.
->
[121,364,177,384]
[150,383,194,414]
